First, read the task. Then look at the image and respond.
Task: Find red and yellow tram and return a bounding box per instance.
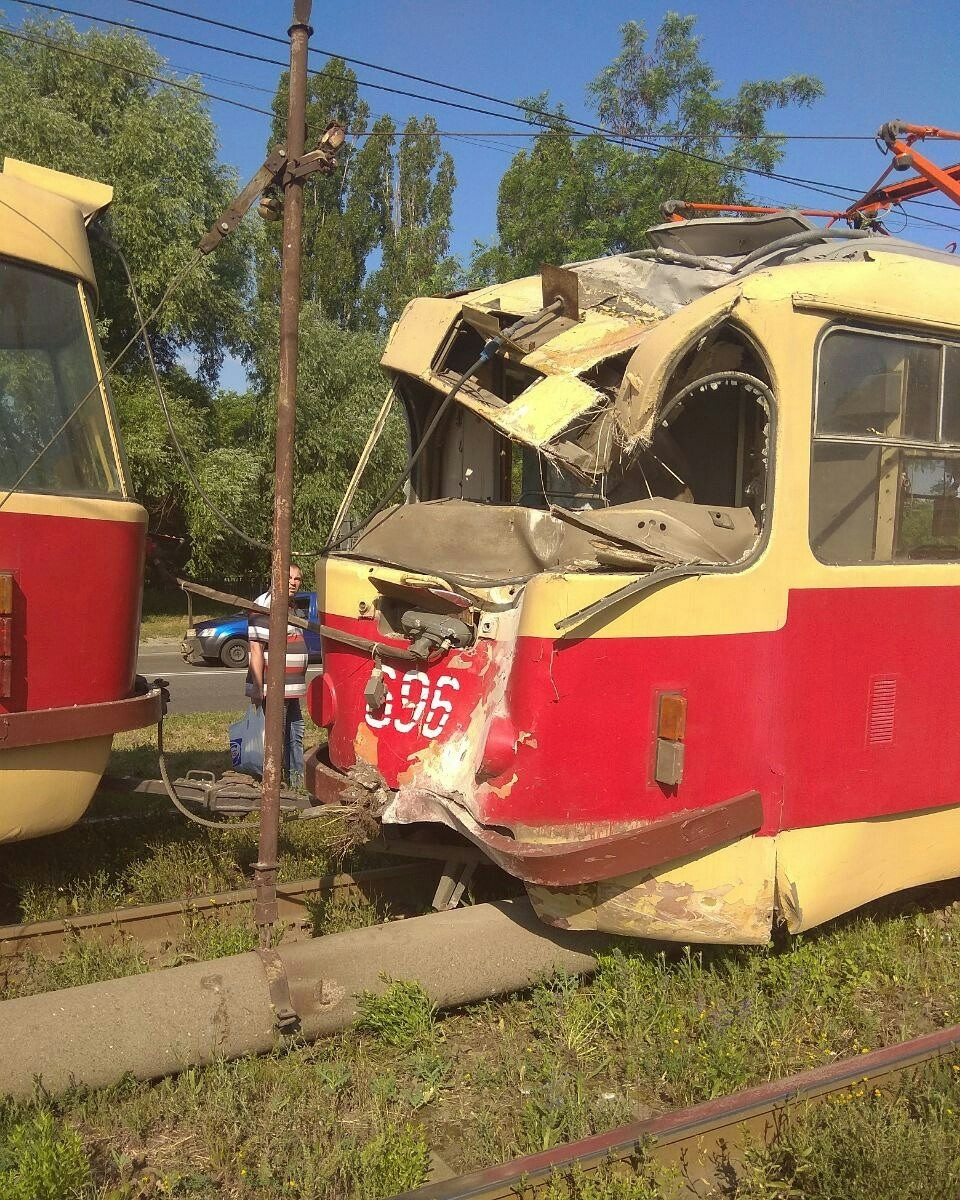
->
[306,203,960,943]
[0,159,160,843]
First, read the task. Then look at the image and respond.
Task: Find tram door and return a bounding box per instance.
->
[787,325,960,830]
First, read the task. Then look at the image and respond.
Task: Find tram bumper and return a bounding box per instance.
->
[306,735,763,890]
[0,684,165,842]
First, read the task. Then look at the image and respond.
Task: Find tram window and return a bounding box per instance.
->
[817,331,938,441]
[0,260,122,497]
[811,328,960,563]
[940,346,960,443]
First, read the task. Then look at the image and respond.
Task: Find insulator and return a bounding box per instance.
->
[258,191,283,221]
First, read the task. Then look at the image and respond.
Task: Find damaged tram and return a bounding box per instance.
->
[307,211,960,943]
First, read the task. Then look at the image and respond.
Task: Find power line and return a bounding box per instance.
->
[8,2,960,233]
[13,2,875,195]
[0,23,513,156]
[122,3,879,142]
[0,22,274,115]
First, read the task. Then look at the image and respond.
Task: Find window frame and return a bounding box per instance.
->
[0,258,128,501]
[810,322,960,566]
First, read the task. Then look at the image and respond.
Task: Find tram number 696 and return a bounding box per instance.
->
[364,665,461,739]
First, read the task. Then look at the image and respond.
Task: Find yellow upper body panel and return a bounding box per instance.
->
[0,159,112,291]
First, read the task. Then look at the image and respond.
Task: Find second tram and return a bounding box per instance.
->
[0,159,161,843]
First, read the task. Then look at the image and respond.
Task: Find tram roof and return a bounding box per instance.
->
[0,159,112,292]
[465,214,960,328]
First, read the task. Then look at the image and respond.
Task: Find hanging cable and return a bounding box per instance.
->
[13,3,960,230]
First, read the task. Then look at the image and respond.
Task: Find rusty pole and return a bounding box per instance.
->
[254,0,312,946]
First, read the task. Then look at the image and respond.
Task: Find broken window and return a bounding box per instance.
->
[811,327,960,563]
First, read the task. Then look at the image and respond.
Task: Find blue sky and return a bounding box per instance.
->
[6,0,960,260]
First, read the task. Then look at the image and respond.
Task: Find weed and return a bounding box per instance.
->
[0,1108,93,1199]
[716,1060,960,1198]
[169,913,259,963]
[6,934,147,1000]
[308,888,390,935]
[356,977,437,1049]
[338,1122,430,1199]
[542,1160,671,1200]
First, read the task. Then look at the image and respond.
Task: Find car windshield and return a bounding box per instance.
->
[0,258,124,497]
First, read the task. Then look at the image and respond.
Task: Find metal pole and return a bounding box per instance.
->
[254,0,312,946]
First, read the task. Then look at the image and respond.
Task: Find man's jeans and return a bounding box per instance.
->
[283,698,305,789]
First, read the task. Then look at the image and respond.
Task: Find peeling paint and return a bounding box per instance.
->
[486,772,518,800]
[353,723,379,767]
[527,836,775,944]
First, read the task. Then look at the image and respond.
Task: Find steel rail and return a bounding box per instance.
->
[0,863,433,964]
[397,1023,960,1199]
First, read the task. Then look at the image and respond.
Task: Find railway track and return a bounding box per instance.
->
[0,862,437,967]
[398,1022,960,1198]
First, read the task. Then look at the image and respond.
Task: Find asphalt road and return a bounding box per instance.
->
[136,640,322,716]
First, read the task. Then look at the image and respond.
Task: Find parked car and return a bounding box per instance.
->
[180,592,322,668]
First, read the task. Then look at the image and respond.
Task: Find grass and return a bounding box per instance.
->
[6,893,960,1197]
[0,710,340,924]
[140,586,214,641]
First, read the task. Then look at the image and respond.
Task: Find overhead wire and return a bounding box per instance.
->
[0,22,274,114]
[6,8,960,238]
[14,0,960,230]
[5,2,913,200]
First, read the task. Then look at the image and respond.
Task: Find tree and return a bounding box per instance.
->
[255,58,393,331]
[249,300,407,563]
[0,17,253,384]
[255,63,457,337]
[472,14,823,280]
[362,116,458,328]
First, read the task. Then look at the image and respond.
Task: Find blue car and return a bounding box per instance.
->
[180,592,322,668]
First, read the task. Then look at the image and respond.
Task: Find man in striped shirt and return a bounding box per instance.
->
[247,563,308,788]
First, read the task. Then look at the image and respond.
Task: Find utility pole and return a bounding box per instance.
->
[254,0,312,948]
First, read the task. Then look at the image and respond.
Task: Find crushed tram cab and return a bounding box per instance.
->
[0,159,162,843]
[306,208,960,945]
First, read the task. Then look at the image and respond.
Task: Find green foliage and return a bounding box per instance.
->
[362,116,459,328]
[8,934,147,1000]
[249,301,407,552]
[338,1123,430,1199]
[728,1061,960,1198]
[257,58,389,329]
[355,977,437,1049]
[473,14,823,280]
[256,60,457,336]
[0,1108,93,1199]
[0,17,253,384]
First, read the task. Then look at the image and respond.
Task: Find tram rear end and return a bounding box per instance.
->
[0,159,160,842]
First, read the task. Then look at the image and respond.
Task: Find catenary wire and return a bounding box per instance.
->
[116,2,880,142]
[8,2,915,202]
[5,18,960,236]
[15,0,960,227]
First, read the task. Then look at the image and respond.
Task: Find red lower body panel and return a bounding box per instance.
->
[311,584,960,842]
[0,508,145,716]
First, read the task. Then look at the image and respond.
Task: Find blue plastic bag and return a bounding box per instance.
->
[229,704,264,776]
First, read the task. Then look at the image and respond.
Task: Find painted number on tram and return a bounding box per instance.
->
[364,665,461,739]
